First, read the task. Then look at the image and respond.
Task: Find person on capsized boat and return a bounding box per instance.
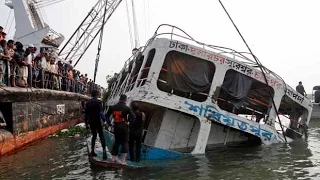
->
[296,81,306,97]
[85,89,107,159]
[105,94,136,164]
[129,102,145,162]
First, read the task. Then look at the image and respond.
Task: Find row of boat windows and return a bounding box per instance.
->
[109,48,307,127]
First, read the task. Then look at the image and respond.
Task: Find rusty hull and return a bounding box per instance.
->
[0,87,90,157]
[0,118,81,156]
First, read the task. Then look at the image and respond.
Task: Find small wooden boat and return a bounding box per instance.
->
[86,129,184,168]
[87,144,144,169]
[86,134,144,169]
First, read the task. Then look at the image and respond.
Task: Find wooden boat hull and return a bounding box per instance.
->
[87,145,144,169]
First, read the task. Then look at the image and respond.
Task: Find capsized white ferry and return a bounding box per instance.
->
[105,24,313,158]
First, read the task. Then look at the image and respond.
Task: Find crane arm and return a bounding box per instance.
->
[58,0,123,67]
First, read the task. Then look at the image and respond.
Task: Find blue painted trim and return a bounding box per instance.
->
[184,100,279,142]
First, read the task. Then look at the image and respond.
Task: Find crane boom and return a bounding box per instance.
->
[93,0,108,83]
[58,0,122,67]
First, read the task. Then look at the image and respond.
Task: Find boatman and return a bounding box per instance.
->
[129,102,146,162]
[296,81,306,97]
[105,94,136,164]
[85,89,107,159]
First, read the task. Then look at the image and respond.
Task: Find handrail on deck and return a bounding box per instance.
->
[0,61,101,97]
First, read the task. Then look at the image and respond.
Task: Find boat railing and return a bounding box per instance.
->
[146,24,286,86]
[0,60,100,96]
[107,46,147,98]
[118,46,147,74]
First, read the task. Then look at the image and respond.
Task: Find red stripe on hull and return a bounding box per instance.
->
[0,118,81,156]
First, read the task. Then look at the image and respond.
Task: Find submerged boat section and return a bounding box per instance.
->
[106,24,313,156]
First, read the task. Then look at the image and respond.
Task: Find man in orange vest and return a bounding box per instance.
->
[105,94,135,164]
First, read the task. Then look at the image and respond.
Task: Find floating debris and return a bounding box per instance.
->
[52,124,87,138]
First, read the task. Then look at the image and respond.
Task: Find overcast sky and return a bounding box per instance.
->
[0,0,319,92]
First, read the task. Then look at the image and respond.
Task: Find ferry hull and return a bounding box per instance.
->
[0,118,80,156]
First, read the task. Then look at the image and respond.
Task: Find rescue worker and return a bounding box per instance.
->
[128,102,145,162]
[105,94,135,164]
[85,89,107,159]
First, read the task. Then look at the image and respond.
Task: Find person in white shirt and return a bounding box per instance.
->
[40,54,47,69]
[25,44,35,86]
[50,59,59,89]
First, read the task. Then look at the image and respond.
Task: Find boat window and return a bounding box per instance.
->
[139,49,156,87]
[157,50,215,102]
[217,69,274,121]
[278,94,308,139]
[127,55,144,91]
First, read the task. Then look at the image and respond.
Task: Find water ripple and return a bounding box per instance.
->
[1,123,320,179]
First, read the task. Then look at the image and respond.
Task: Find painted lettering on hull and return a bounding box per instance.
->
[184,101,279,142]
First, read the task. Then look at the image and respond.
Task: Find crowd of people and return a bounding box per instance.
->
[0,26,103,95]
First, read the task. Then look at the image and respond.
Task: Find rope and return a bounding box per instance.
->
[146,0,150,40]
[125,0,134,50]
[8,14,14,37]
[143,0,147,42]
[218,0,287,142]
[5,9,12,30]
[131,0,140,48]
[142,0,150,43]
